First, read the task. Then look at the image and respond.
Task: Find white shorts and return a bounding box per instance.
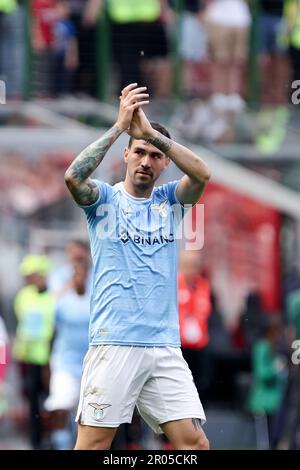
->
[76,345,206,433]
[45,370,81,412]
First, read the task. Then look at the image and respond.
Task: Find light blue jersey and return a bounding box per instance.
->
[51,289,90,378]
[80,180,187,347]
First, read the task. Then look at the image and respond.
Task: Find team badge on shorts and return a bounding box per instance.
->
[88,403,111,421]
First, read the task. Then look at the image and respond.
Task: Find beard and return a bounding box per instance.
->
[134,171,154,189]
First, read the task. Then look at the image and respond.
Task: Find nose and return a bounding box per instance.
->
[141,155,151,169]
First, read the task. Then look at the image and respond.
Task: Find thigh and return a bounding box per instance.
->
[137,348,205,434]
[75,422,118,450]
[161,418,209,450]
[76,345,149,428]
[208,24,230,63]
[233,27,249,63]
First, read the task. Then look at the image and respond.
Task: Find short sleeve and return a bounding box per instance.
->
[160,180,191,223]
[78,179,110,217]
[161,180,181,206]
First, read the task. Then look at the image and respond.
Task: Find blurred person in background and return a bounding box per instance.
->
[52,0,78,96]
[0,311,9,418]
[259,0,288,105]
[205,0,251,112]
[31,0,57,97]
[105,0,173,97]
[68,0,102,97]
[0,0,24,99]
[48,239,90,294]
[45,260,90,449]
[277,287,300,449]
[247,315,288,449]
[13,255,55,449]
[283,0,300,96]
[179,0,209,97]
[238,291,268,351]
[178,250,212,401]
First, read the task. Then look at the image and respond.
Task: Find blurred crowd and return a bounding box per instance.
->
[1,241,300,449]
[1,0,300,146]
[1,0,300,452]
[0,0,299,103]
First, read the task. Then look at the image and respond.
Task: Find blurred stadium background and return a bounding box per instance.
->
[1,0,300,450]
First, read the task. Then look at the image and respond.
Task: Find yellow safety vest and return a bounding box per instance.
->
[284,0,300,48]
[0,0,17,13]
[13,285,55,365]
[107,0,161,23]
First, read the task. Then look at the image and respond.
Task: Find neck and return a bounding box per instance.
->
[123,175,153,199]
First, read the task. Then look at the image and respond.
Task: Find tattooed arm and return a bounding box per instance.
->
[129,108,211,205]
[64,125,123,205]
[65,83,149,206]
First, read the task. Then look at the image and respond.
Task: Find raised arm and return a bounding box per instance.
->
[147,130,210,205]
[129,108,211,205]
[64,125,123,206]
[64,84,149,206]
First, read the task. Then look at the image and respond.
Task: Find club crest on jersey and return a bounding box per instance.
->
[151,200,168,218]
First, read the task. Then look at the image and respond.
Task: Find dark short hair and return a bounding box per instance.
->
[128,122,171,148]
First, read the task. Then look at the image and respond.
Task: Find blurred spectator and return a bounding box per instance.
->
[277,287,300,449]
[45,261,90,449]
[0,0,24,99]
[178,250,212,401]
[0,313,9,417]
[69,0,102,97]
[284,0,300,94]
[31,0,57,97]
[206,0,251,112]
[247,315,287,448]
[13,254,55,449]
[179,0,209,97]
[106,0,173,97]
[259,0,288,104]
[48,239,91,294]
[239,291,268,351]
[52,0,78,96]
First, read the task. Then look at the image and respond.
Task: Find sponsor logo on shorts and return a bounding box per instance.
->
[88,402,111,421]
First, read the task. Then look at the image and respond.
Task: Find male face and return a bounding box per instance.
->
[73,262,88,294]
[67,242,89,266]
[124,140,170,191]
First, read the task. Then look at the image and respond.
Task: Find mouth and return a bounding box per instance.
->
[136,171,152,177]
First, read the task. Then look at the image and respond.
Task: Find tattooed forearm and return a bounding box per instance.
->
[192,418,202,431]
[147,131,172,154]
[65,124,123,205]
[66,124,123,183]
